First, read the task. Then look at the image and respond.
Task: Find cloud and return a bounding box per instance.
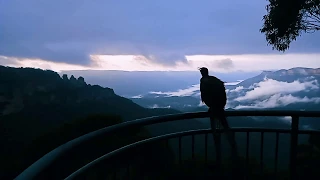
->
[150,84,200,97]
[0,56,90,72]
[198,100,206,107]
[214,58,234,69]
[234,94,320,109]
[0,56,18,67]
[279,116,292,124]
[230,86,244,93]
[135,53,188,66]
[1,0,320,66]
[2,53,320,73]
[192,58,235,70]
[149,104,171,109]
[224,80,244,85]
[131,95,143,98]
[235,78,319,101]
[149,82,233,98]
[230,77,320,109]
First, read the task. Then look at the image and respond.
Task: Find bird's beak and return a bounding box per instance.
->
[197,67,201,71]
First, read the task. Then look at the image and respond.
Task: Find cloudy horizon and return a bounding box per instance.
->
[0,0,319,72]
[141,76,320,110]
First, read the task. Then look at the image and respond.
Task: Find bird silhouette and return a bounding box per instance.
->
[199,67,227,119]
[198,67,239,174]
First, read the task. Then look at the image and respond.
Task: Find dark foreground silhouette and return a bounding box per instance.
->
[199,67,239,162]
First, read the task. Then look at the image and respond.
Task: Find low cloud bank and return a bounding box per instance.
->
[235,78,319,102]
[235,94,320,109]
[150,84,200,97]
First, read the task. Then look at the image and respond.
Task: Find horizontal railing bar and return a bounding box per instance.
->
[224,110,320,117]
[15,110,320,180]
[225,128,291,133]
[65,129,212,179]
[297,130,320,134]
[65,127,320,179]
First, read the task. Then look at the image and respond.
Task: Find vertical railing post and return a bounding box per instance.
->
[215,118,222,177]
[290,116,299,180]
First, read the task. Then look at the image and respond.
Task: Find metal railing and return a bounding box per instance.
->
[15,110,320,180]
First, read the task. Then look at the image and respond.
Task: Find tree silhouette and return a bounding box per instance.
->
[261,0,320,52]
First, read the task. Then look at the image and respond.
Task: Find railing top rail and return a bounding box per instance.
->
[15,110,320,180]
[65,127,320,180]
[224,110,320,117]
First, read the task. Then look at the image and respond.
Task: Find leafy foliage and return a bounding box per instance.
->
[261,0,320,51]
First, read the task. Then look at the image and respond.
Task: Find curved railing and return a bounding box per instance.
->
[15,110,320,180]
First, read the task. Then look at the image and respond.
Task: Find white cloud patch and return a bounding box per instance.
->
[230,86,244,93]
[150,84,200,97]
[131,95,143,98]
[149,104,171,109]
[235,78,319,101]
[234,94,320,109]
[150,83,232,97]
[225,80,244,85]
[0,56,90,72]
[214,58,234,69]
[279,116,292,124]
[198,100,206,107]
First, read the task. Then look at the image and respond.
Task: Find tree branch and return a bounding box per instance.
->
[306,10,320,22]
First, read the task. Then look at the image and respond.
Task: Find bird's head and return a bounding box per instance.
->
[198,67,209,77]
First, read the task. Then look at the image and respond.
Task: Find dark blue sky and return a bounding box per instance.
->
[0,0,319,66]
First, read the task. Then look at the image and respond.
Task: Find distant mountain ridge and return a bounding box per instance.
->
[130,67,320,112]
[275,67,320,75]
[260,67,320,76]
[234,67,320,88]
[62,70,260,96]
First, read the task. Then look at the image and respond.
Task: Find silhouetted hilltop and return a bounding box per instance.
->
[0,66,116,115]
[0,65,178,119]
[0,66,181,179]
[0,65,181,156]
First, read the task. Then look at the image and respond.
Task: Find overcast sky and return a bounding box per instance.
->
[0,0,319,72]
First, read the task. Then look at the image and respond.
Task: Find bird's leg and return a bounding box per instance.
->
[222,119,239,159]
[219,116,241,177]
[210,116,216,134]
[210,116,222,177]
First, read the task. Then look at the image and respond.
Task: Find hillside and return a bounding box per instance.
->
[0,66,186,179]
[0,66,185,144]
[0,66,179,119]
